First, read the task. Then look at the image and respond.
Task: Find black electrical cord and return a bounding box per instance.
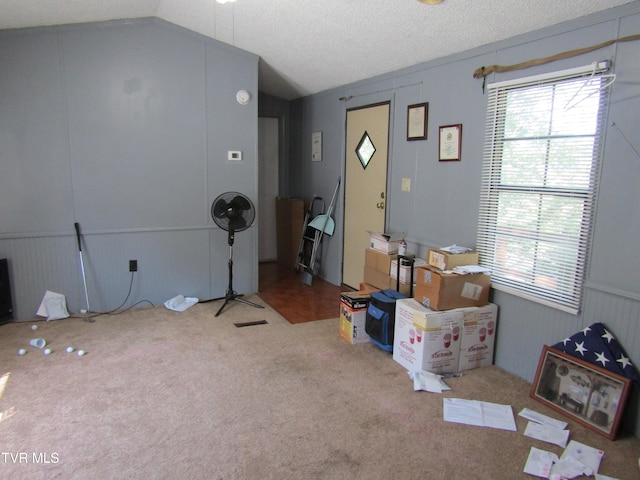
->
[78,271,154,321]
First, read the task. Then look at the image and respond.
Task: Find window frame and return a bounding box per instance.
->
[476,63,611,314]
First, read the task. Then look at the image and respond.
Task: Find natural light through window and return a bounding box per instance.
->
[476,65,610,313]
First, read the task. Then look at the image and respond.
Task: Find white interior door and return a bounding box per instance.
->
[258,117,279,262]
[343,102,390,289]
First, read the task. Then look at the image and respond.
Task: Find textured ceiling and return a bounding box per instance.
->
[0,0,635,100]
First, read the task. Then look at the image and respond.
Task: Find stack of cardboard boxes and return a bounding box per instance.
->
[340,232,411,344]
[341,232,498,375]
[362,232,426,296]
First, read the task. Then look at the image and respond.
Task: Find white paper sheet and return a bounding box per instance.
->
[524,421,570,448]
[452,265,492,275]
[550,455,593,479]
[440,244,472,254]
[443,398,517,431]
[408,371,451,393]
[523,447,558,478]
[560,440,604,474]
[518,407,568,430]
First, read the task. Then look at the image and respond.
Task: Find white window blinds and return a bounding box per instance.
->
[476,64,610,314]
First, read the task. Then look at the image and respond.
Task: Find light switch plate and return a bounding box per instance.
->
[402,178,411,192]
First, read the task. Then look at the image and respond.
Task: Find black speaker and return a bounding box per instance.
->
[0,259,13,324]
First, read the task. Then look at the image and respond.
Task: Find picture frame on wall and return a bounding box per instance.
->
[407,103,428,141]
[439,124,462,161]
[312,131,322,162]
[530,345,632,440]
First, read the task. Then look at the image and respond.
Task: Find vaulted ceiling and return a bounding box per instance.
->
[0,0,635,100]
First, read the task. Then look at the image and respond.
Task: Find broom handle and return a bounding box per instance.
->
[326,176,341,217]
[74,222,83,252]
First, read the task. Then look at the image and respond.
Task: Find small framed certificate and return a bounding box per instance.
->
[312,131,322,161]
[407,103,428,141]
[439,124,462,161]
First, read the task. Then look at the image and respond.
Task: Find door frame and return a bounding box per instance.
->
[257,116,280,262]
[341,99,393,287]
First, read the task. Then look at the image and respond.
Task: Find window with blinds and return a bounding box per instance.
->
[476,64,610,314]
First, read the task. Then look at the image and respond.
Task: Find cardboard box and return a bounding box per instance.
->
[276,197,307,269]
[393,298,463,374]
[456,303,498,371]
[391,279,413,297]
[365,248,414,274]
[359,282,380,294]
[414,266,490,311]
[363,265,391,290]
[390,258,427,284]
[365,248,396,273]
[427,248,479,271]
[369,232,404,254]
[339,292,371,344]
[364,266,413,296]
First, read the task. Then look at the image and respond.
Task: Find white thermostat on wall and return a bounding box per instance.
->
[228,150,242,161]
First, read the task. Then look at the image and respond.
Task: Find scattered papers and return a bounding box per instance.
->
[164,295,198,312]
[595,474,621,480]
[439,244,472,254]
[452,265,491,275]
[518,408,568,430]
[523,440,606,479]
[550,454,594,478]
[443,398,517,431]
[524,422,570,448]
[560,441,604,475]
[408,370,451,393]
[36,290,70,320]
[519,408,570,449]
[524,447,558,478]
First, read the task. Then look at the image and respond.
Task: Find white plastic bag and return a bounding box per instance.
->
[164,295,198,312]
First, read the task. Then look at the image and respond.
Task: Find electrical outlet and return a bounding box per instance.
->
[129,260,138,272]
[228,150,242,161]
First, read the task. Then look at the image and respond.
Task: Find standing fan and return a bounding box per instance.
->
[202,192,264,317]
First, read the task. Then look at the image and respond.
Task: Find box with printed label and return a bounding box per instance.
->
[392,298,463,374]
[390,257,427,284]
[414,266,490,311]
[369,232,404,254]
[456,303,498,371]
[339,292,371,344]
[427,248,479,271]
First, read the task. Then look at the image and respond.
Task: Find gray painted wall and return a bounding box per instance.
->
[290,3,640,436]
[0,18,259,318]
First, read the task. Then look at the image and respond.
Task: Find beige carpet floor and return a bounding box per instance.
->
[0,297,638,479]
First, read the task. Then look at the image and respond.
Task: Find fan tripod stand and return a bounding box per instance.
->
[202,229,264,317]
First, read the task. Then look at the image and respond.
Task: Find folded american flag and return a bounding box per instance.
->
[552,323,640,386]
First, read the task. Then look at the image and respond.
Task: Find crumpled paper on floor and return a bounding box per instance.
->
[408,370,451,393]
